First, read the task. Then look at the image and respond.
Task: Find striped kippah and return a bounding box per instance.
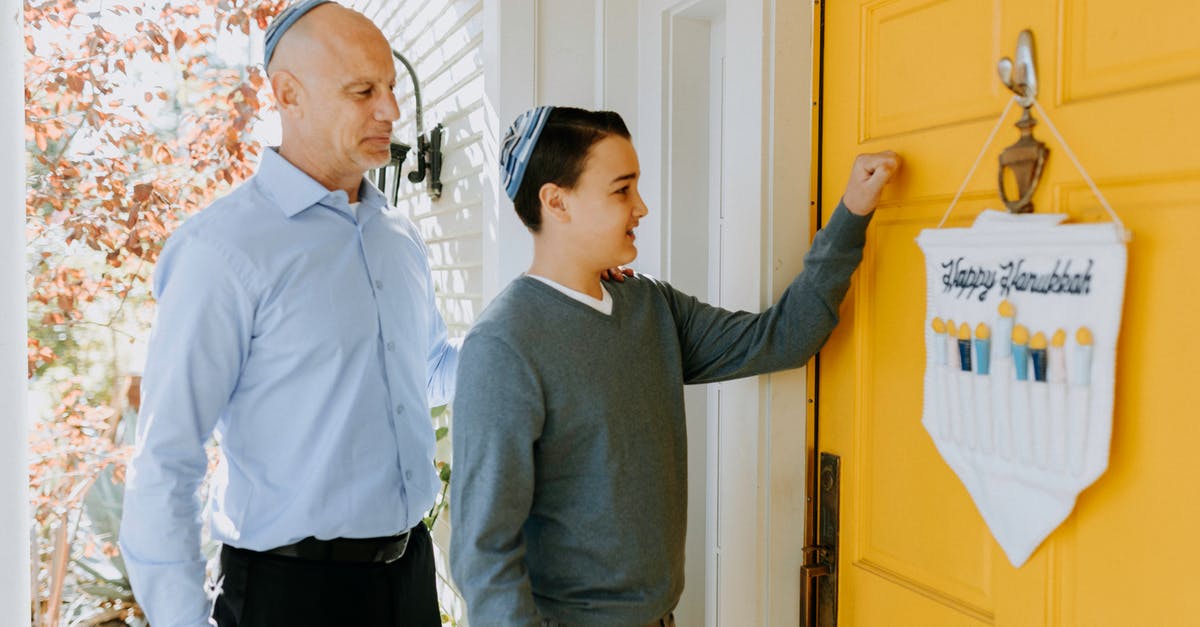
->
[500,106,555,200]
[264,0,333,68]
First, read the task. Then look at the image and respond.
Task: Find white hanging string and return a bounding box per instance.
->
[935,96,1129,241]
[1031,98,1128,239]
[936,96,1018,228]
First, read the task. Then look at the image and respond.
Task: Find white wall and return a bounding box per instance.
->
[2,0,32,620]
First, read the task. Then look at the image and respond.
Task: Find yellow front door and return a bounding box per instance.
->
[816,0,1200,624]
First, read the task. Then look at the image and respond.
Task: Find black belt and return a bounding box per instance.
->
[257,529,412,564]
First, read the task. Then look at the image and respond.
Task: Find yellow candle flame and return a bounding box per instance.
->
[958,322,971,340]
[945,319,956,335]
[932,317,945,333]
[1031,332,1048,350]
[998,299,1015,318]
[1012,324,1029,344]
[975,323,991,340]
[1077,326,1094,346]
[1052,329,1066,347]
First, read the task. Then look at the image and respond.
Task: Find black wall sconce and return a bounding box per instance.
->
[373,48,444,204]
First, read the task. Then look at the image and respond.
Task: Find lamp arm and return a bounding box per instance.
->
[392,49,424,138]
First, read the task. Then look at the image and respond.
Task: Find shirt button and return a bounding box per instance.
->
[374,279,383,289]
[405,470,413,480]
[395,404,404,415]
[386,341,395,352]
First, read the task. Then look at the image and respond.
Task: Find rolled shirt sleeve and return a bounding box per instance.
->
[421,236,460,408]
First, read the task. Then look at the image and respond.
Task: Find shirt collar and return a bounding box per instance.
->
[357,177,387,213]
[257,148,388,218]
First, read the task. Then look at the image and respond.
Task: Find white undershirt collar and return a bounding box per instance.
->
[527,274,613,315]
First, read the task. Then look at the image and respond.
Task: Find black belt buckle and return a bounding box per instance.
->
[374,531,410,564]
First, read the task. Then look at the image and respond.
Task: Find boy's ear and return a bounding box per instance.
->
[539,182,571,225]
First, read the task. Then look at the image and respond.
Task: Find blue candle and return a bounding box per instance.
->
[1012,324,1030,381]
[957,323,973,372]
[1030,331,1048,382]
[974,322,991,375]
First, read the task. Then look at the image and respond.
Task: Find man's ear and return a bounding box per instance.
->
[539,182,571,225]
[271,71,303,116]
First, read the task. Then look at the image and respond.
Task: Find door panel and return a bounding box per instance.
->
[817,0,1200,624]
[855,210,993,615]
[1059,0,1200,102]
[862,0,1002,140]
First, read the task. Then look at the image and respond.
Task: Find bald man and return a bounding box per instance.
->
[120,3,452,625]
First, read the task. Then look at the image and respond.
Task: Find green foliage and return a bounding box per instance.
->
[426,405,453,532]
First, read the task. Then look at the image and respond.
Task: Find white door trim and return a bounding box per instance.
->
[762,0,816,624]
[660,5,723,623]
[653,0,770,623]
[653,0,814,624]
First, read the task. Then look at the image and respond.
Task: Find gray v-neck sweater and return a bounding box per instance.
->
[450,204,871,626]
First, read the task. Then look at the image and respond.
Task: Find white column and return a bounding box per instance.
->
[1,0,31,621]
[481,0,536,303]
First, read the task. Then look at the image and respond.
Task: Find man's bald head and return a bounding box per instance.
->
[266,2,400,199]
[263,0,330,69]
[267,3,391,78]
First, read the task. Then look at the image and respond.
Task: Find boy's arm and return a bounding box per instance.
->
[670,201,871,384]
[672,151,901,383]
[450,333,544,626]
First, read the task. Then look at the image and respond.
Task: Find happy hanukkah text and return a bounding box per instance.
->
[940,258,1094,301]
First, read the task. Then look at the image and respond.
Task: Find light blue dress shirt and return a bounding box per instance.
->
[120,148,459,627]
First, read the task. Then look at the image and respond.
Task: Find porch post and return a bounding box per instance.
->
[1,0,31,620]
[481,0,537,303]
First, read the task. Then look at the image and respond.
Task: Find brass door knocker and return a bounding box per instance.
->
[997,30,1049,214]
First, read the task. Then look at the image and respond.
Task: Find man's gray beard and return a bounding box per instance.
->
[367,154,391,169]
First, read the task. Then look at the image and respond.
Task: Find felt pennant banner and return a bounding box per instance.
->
[916,210,1127,567]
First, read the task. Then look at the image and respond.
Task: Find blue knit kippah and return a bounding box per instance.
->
[500,106,555,200]
[264,0,333,68]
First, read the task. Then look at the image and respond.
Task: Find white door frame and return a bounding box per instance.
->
[647,0,815,623]
[658,5,722,624]
[2,0,32,619]
[762,1,816,624]
[650,0,772,623]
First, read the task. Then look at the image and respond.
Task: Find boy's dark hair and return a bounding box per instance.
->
[512,107,631,232]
